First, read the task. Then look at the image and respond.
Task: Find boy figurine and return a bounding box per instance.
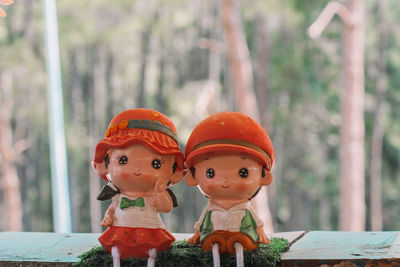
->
[92,108,185,267]
[185,112,274,267]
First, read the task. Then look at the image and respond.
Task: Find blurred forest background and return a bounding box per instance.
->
[0,0,399,234]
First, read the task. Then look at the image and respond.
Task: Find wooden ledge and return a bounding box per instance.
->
[0,231,399,266]
[281,231,400,266]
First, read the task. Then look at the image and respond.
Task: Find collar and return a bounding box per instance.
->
[207,200,251,212]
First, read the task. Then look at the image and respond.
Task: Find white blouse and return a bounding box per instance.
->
[112,194,166,229]
[194,201,263,232]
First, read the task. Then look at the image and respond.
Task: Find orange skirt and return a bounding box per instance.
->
[201,230,258,254]
[98,226,175,258]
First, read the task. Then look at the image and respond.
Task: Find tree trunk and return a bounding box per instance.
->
[156,54,167,114]
[253,14,278,230]
[195,3,221,119]
[254,14,270,126]
[0,71,23,231]
[105,51,115,120]
[308,0,366,231]
[137,14,158,108]
[369,0,388,231]
[136,30,150,108]
[88,46,107,233]
[21,0,34,45]
[340,0,366,231]
[221,0,274,233]
[320,194,332,230]
[221,0,259,119]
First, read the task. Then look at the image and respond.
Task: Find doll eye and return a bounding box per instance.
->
[206,168,215,178]
[238,168,248,178]
[119,156,128,165]
[152,159,162,169]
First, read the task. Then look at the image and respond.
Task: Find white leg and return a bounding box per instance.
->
[147,248,157,267]
[234,242,244,267]
[212,243,220,267]
[111,246,120,267]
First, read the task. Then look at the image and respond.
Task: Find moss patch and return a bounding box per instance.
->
[76,238,289,267]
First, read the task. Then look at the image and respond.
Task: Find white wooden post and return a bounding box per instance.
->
[43,0,72,233]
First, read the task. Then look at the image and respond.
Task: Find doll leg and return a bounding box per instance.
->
[234,242,244,267]
[147,248,157,267]
[212,243,221,267]
[111,246,120,267]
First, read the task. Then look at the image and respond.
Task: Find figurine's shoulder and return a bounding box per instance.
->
[111,194,122,202]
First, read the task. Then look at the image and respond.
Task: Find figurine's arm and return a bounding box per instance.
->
[187,203,209,245]
[187,230,201,245]
[153,191,173,213]
[249,204,270,244]
[100,202,117,226]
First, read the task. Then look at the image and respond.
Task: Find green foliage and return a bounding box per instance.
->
[0,0,399,233]
[76,238,289,267]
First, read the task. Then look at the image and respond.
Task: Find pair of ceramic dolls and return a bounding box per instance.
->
[92,108,275,267]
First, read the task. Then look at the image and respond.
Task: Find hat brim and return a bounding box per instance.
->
[185,144,269,169]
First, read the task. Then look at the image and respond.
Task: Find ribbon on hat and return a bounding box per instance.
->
[106,119,178,144]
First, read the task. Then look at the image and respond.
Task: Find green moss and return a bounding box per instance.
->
[76,238,288,267]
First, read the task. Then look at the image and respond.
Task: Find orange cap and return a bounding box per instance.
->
[185,112,274,170]
[93,109,184,177]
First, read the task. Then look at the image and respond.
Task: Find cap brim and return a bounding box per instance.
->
[185,144,269,168]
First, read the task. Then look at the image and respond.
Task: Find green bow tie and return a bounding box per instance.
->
[120,197,145,210]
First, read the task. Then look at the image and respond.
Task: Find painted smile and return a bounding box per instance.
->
[222,185,230,189]
[133,172,141,176]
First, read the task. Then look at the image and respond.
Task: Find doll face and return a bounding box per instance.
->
[193,152,263,201]
[105,144,175,193]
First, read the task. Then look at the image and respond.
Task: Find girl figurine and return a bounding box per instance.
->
[92,108,184,267]
[185,112,275,267]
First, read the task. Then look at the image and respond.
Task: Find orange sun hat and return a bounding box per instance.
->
[93,109,184,179]
[185,112,274,170]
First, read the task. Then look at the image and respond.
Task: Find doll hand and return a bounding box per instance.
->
[187,230,201,245]
[100,214,113,226]
[154,176,168,193]
[100,206,115,226]
[153,191,173,212]
[256,226,270,244]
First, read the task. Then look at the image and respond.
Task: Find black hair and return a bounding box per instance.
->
[169,163,179,208]
[104,154,110,169]
[172,162,177,174]
[166,188,178,208]
[249,166,267,200]
[190,167,196,177]
[249,186,261,200]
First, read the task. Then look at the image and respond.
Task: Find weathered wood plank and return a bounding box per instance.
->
[386,232,400,258]
[1,231,399,266]
[0,231,210,266]
[281,231,400,266]
[0,232,100,264]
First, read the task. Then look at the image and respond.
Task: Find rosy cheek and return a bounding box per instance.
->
[236,184,249,193]
[205,183,217,193]
[143,176,157,186]
[111,168,131,180]
[120,172,131,180]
